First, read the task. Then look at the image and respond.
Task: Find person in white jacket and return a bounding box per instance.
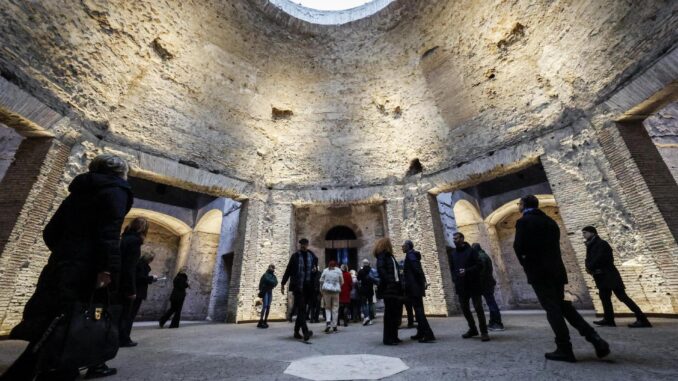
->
[320,260,344,333]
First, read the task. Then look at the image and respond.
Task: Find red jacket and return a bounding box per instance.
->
[340,271,353,303]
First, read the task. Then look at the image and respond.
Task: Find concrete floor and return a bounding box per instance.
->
[0,311,676,380]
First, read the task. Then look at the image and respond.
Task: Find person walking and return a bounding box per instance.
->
[357,259,376,326]
[402,240,436,343]
[374,238,403,345]
[582,226,651,328]
[320,260,343,333]
[350,270,361,323]
[281,239,317,342]
[258,264,278,328]
[514,195,609,362]
[449,233,490,342]
[130,253,157,329]
[339,264,353,327]
[472,243,504,331]
[1,154,133,381]
[159,269,189,329]
[118,217,150,347]
[307,265,321,323]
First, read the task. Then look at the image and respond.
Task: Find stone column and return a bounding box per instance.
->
[0,137,70,335]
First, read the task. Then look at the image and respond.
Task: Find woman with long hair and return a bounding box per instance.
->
[118,217,150,347]
[374,237,403,345]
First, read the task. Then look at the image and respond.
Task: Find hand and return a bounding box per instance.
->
[128,294,136,300]
[458,268,466,276]
[96,272,111,288]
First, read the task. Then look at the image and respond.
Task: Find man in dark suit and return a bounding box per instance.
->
[582,226,651,328]
[281,238,317,342]
[449,232,489,342]
[514,195,609,362]
[402,240,435,343]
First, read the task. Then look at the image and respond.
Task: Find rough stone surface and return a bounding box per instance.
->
[0,124,22,182]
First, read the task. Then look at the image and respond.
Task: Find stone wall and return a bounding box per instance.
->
[644,102,678,186]
[0,125,22,182]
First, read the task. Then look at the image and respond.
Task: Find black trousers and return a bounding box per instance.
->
[599,287,645,321]
[410,296,434,339]
[399,300,414,326]
[0,342,79,381]
[160,297,185,328]
[120,297,144,343]
[532,283,595,345]
[459,293,488,334]
[293,290,309,336]
[383,297,402,344]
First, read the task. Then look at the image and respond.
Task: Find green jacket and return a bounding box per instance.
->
[259,271,278,292]
[477,249,497,292]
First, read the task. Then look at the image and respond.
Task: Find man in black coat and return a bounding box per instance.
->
[514,195,609,362]
[472,243,504,331]
[2,154,133,381]
[402,240,435,343]
[449,232,489,341]
[582,226,651,328]
[357,259,375,325]
[281,238,317,342]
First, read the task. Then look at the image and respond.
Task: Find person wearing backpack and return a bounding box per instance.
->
[357,259,376,325]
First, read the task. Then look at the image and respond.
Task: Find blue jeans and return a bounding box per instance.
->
[483,288,502,325]
[361,296,374,320]
[261,290,272,321]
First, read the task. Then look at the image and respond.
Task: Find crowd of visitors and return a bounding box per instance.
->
[0,153,653,380]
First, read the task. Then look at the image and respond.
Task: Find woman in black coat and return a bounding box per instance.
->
[2,154,133,381]
[159,270,190,328]
[374,238,402,345]
[118,217,150,347]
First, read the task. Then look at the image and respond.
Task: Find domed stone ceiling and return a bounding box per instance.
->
[0,0,675,189]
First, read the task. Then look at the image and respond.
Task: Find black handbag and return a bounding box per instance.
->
[34,289,122,371]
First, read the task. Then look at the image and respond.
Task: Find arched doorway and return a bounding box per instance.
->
[324,225,358,270]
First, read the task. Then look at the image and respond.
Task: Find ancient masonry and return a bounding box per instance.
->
[0,0,677,334]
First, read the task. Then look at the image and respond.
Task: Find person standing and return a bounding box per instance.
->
[130,253,157,328]
[357,259,375,326]
[159,269,189,329]
[582,226,651,328]
[281,238,317,342]
[339,264,353,327]
[118,217,150,347]
[471,243,504,331]
[350,270,361,323]
[320,261,343,333]
[402,240,435,343]
[1,154,133,381]
[514,195,609,362]
[449,233,490,342]
[307,265,321,323]
[374,238,403,345]
[398,257,416,329]
[257,264,278,328]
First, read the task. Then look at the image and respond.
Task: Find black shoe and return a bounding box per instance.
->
[294,332,303,339]
[168,325,179,329]
[324,326,331,333]
[628,319,652,328]
[394,338,402,343]
[303,331,313,342]
[257,322,265,329]
[120,340,138,347]
[85,364,118,379]
[383,341,399,346]
[544,346,577,363]
[480,333,490,342]
[488,323,505,331]
[587,333,611,358]
[333,327,338,333]
[263,322,269,328]
[418,336,436,343]
[410,334,423,341]
[462,329,479,339]
[593,319,616,327]
[159,321,165,328]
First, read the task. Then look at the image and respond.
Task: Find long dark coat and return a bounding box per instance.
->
[10,173,133,341]
[119,232,143,298]
[135,260,154,300]
[403,250,427,298]
[281,250,318,293]
[513,208,568,285]
[375,252,402,299]
[448,242,483,296]
[170,272,189,303]
[357,265,375,298]
[585,236,624,290]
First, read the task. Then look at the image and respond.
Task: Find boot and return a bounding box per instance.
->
[480,333,490,342]
[303,330,313,342]
[628,316,652,328]
[593,319,616,327]
[461,328,479,339]
[544,342,576,363]
[586,333,611,358]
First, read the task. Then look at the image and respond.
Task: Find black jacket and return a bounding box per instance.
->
[357,265,375,298]
[403,250,427,298]
[513,208,568,285]
[170,272,189,302]
[375,252,402,299]
[448,242,482,296]
[585,236,624,290]
[11,172,133,342]
[281,250,318,292]
[135,260,154,300]
[119,232,143,298]
[477,249,497,293]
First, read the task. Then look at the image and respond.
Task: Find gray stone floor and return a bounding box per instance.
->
[1,311,676,380]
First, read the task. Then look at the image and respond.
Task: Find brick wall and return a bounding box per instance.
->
[0,137,70,335]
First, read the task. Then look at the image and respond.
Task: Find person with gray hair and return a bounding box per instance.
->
[3,154,133,380]
[357,258,376,325]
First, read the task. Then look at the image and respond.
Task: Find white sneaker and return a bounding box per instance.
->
[363,318,369,326]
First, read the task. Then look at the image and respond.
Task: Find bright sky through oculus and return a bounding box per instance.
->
[289,0,373,11]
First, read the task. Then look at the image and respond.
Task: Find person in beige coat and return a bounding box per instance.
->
[320,260,344,333]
